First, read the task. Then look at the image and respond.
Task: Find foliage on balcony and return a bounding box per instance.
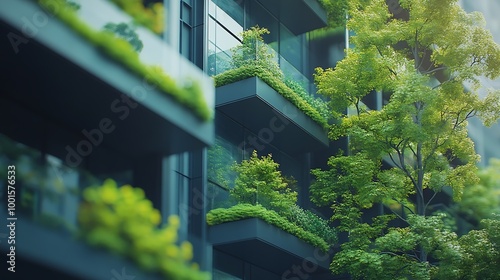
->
[78,179,211,280]
[207,151,336,252]
[284,78,330,122]
[38,0,212,121]
[109,0,164,34]
[230,151,298,213]
[206,204,330,252]
[213,27,328,128]
[284,205,338,244]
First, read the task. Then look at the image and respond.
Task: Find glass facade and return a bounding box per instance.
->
[207,0,313,93]
[0,132,133,232]
[206,2,334,278]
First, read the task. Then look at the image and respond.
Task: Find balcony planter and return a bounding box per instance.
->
[0,0,214,158]
[214,64,327,128]
[215,75,329,154]
[0,212,163,280]
[207,215,331,277]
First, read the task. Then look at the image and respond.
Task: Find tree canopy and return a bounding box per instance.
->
[312,0,500,279]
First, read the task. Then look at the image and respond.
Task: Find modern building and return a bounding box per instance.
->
[0,0,345,279]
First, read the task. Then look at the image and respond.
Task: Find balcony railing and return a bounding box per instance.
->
[0,132,210,280]
[210,39,329,127]
[206,145,337,252]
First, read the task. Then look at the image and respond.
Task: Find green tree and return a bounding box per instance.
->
[230,151,297,213]
[458,216,500,280]
[312,0,500,279]
[456,158,500,222]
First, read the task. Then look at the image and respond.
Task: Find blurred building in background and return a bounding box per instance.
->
[459,0,500,166]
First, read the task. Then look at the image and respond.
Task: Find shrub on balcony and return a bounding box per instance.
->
[213,27,329,128]
[230,26,284,81]
[78,179,210,280]
[206,204,330,252]
[207,151,336,252]
[38,0,211,121]
[230,151,297,213]
[284,205,338,245]
[284,78,330,122]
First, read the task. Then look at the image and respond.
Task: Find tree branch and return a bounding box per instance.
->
[422,66,447,75]
[376,45,398,77]
[424,191,439,213]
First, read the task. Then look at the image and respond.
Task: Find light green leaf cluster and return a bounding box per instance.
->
[79,179,211,280]
[456,158,500,221]
[230,151,297,213]
[284,205,338,244]
[103,22,143,53]
[312,0,500,278]
[458,217,500,279]
[109,0,165,34]
[206,204,331,252]
[331,213,465,280]
[230,26,283,80]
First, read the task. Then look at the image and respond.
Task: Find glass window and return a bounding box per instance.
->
[208,136,239,189]
[250,265,280,280]
[247,1,278,51]
[0,133,132,232]
[280,24,303,72]
[207,16,240,76]
[215,21,241,53]
[210,0,244,35]
[181,2,192,25]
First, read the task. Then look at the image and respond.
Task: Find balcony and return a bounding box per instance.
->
[208,218,331,277]
[216,76,328,154]
[0,211,164,280]
[206,151,336,278]
[211,36,329,155]
[0,133,210,279]
[0,0,214,160]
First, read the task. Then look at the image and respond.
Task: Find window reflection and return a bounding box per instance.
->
[210,0,244,34]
